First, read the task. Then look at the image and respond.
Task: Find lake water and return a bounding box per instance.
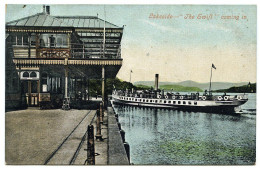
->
[113,93,256,165]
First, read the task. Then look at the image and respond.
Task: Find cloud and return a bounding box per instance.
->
[141,19,182,34]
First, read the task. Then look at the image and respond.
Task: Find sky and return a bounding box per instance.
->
[5,4,257,83]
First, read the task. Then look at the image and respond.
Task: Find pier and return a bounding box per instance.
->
[5,105,130,165]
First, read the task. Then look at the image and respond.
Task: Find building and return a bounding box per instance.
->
[5,5,123,109]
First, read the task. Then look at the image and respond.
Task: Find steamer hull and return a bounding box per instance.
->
[112,92,248,113]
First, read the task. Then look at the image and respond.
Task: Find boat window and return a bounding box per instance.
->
[194,102,197,105]
[168,101,171,104]
[160,100,162,103]
[135,99,137,101]
[164,100,167,103]
[146,100,149,102]
[188,101,192,105]
[183,101,186,104]
[23,71,29,77]
[178,101,181,104]
[173,101,176,104]
[150,100,152,103]
[155,100,158,103]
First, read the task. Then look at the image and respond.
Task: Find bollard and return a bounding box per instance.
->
[124,142,130,163]
[117,122,121,130]
[115,114,119,122]
[87,125,95,165]
[100,103,103,124]
[95,109,103,140]
[120,129,125,143]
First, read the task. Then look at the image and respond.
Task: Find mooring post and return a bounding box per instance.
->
[115,114,119,122]
[120,129,125,143]
[95,109,103,140]
[124,142,130,163]
[117,122,121,130]
[100,103,103,124]
[87,125,95,165]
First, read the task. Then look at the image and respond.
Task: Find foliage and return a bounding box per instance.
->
[214,83,256,93]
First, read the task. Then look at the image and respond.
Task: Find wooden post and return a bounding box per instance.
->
[35,33,40,58]
[95,109,103,140]
[102,66,105,105]
[100,103,103,124]
[28,33,31,58]
[28,81,31,106]
[87,79,90,101]
[87,125,95,165]
[65,66,68,98]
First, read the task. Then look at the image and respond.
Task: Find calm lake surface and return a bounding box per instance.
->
[113,93,256,165]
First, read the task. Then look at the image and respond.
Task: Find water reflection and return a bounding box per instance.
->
[113,93,256,165]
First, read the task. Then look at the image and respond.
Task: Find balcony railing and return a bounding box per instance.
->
[8,42,121,59]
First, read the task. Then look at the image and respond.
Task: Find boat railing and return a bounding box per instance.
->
[113,90,248,101]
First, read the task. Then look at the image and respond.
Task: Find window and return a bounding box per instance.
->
[155,100,158,103]
[173,101,176,104]
[40,39,45,47]
[150,100,152,103]
[188,101,192,105]
[194,102,197,105]
[23,72,29,77]
[168,101,171,104]
[183,101,186,104]
[164,100,167,103]
[57,37,63,46]
[178,101,181,104]
[30,71,37,77]
[49,36,56,47]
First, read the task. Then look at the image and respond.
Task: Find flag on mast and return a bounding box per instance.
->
[212,64,216,69]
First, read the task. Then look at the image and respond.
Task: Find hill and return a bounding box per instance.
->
[214,83,256,93]
[159,85,203,92]
[134,80,248,91]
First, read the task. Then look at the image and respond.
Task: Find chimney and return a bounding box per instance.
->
[155,74,159,91]
[46,5,50,15]
[43,5,46,13]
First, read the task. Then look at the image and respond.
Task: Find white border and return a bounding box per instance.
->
[1,0,258,169]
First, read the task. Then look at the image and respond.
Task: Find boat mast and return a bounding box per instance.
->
[209,66,213,94]
[209,64,216,95]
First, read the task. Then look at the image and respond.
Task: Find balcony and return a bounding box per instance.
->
[10,42,121,60]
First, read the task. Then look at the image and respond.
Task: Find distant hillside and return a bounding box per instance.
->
[134,80,248,91]
[159,85,203,92]
[214,83,256,93]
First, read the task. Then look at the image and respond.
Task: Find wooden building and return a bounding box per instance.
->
[5,6,123,109]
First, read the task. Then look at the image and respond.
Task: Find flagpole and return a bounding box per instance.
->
[209,66,213,94]
[103,6,106,58]
[130,70,132,83]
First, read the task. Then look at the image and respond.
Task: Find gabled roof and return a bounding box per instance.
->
[55,16,120,28]
[6,13,121,29]
[6,13,71,27]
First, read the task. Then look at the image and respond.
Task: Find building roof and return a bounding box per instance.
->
[6,13,121,29]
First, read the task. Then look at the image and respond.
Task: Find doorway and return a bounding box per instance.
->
[21,80,39,106]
